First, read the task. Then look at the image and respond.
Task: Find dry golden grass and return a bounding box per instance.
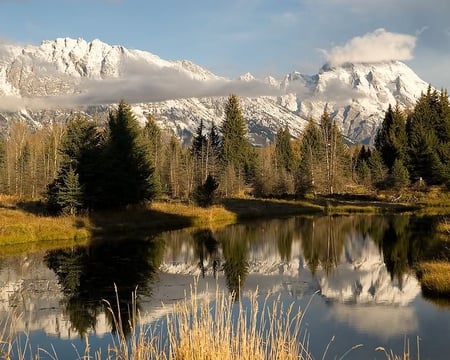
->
[151,201,238,227]
[0,207,90,246]
[0,286,418,360]
[166,288,311,360]
[418,261,450,297]
[221,197,323,219]
[375,336,420,360]
[436,217,450,235]
[326,204,378,214]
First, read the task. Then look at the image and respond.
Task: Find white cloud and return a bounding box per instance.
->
[0,57,283,111]
[325,29,416,66]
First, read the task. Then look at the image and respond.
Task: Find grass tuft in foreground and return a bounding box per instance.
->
[417,261,450,297]
[166,288,311,360]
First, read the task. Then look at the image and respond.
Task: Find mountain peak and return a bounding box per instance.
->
[0,38,432,144]
[239,72,255,81]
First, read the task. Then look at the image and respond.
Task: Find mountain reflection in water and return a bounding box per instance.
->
[0,214,448,359]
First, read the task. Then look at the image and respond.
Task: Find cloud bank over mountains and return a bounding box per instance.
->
[0,41,282,111]
[324,29,417,66]
[0,29,422,112]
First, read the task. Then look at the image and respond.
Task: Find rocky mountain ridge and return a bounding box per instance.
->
[0,37,430,144]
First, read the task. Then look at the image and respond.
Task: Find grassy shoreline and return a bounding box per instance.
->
[0,193,446,254]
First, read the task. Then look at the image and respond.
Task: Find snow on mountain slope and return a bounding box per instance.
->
[288,61,429,143]
[0,38,431,144]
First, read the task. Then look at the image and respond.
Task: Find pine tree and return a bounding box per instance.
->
[192,119,207,159]
[296,119,324,196]
[389,159,410,190]
[354,145,372,185]
[296,152,313,196]
[220,94,251,168]
[207,121,221,177]
[208,121,221,155]
[101,101,156,207]
[191,119,208,185]
[275,126,295,173]
[56,166,83,215]
[375,104,408,171]
[193,174,219,207]
[142,114,162,167]
[220,94,252,195]
[142,114,163,197]
[407,90,443,184]
[358,161,371,186]
[62,115,102,208]
[368,150,388,187]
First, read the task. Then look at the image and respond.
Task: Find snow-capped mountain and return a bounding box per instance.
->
[0,38,430,144]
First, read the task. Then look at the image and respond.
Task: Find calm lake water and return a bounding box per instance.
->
[1,214,450,359]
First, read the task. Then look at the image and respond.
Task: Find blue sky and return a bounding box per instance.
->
[1,0,450,88]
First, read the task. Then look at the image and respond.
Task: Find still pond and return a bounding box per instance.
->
[1,214,450,359]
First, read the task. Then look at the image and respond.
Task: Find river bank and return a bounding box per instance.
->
[0,191,448,251]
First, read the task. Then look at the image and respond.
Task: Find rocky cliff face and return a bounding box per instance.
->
[0,38,430,144]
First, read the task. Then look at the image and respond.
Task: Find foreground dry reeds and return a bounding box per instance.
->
[1,286,415,360]
[167,289,312,360]
[1,287,313,360]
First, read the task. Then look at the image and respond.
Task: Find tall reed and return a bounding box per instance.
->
[0,286,416,359]
[165,286,313,360]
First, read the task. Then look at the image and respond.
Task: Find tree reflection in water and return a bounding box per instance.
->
[378,215,440,287]
[45,215,443,336]
[298,216,350,275]
[44,236,165,337]
[192,229,221,278]
[187,215,440,297]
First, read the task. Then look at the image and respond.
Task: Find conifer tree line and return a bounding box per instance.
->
[0,89,448,214]
[361,86,450,190]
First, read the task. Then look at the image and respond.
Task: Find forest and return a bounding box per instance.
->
[0,87,449,215]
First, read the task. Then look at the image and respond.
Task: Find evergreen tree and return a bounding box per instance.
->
[208,121,221,155]
[62,115,102,208]
[388,159,410,190]
[358,161,372,186]
[101,101,156,207]
[296,150,314,196]
[56,166,83,215]
[142,114,162,167]
[407,89,444,184]
[191,120,208,185]
[375,104,408,171]
[206,121,221,177]
[355,145,372,185]
[437,90,450,143]
[220,94,253,194]
[368,150,388,187]
[275,125,295,173]
[191,119,207,159]
[142,114,163,197]
[220,94,251,168]
[46,115,102,213]
[295,119,324,196]
[193,174,219,207]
